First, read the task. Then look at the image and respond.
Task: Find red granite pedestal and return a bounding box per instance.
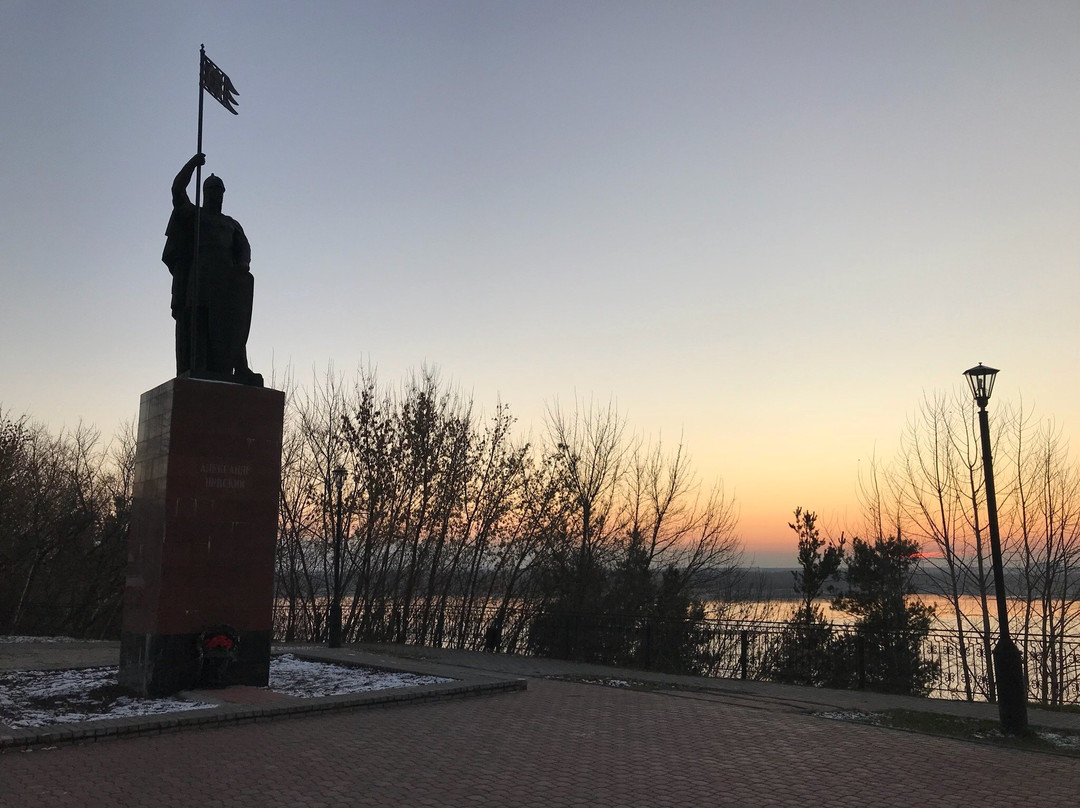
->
[119,378,285,697]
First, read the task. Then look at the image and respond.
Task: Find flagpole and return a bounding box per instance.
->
[190,45,206,373]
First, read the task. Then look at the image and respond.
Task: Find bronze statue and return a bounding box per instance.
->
[162,153,262,386]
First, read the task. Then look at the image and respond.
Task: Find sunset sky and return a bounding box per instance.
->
[3,2,1078,566]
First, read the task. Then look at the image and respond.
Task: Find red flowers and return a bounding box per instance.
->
[205,635,234,650]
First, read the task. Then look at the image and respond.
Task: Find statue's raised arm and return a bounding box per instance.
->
[172,153,206,208]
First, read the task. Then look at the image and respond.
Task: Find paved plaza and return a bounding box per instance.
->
[2,644,1079,807]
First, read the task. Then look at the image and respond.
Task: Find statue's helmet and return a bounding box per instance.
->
[204,174,225,193]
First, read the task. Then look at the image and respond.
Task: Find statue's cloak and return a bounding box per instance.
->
[162,203,196,316]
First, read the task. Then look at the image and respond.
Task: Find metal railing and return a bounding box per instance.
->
[272,600,1080,705]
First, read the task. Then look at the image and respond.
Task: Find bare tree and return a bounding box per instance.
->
[545,397,629,574]
[0,410,131,638]
[1000,413,1080,705]
[861,388,1080,706]
[892,393,982,699]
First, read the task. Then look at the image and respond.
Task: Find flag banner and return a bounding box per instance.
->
[201,52,239,115]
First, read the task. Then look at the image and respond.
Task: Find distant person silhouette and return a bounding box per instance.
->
[484,610,505,652]
[162,152,261,385]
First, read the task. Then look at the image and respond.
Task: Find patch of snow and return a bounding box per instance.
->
[816,710,883,725]
[0,667,215,728]
[0,635,84,644]
[269,654,451,697]
[579,677,631,688]
[0,655,453,729]
[1036,730,1080,751]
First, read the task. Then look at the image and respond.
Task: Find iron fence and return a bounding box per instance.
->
[272,600,1080,705]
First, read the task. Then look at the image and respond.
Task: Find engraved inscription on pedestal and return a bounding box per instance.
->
[203,462,251,490]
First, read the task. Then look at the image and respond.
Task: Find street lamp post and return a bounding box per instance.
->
[328,465,346,649]
[963,363,1027,734]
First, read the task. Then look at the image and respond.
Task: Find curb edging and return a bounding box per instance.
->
[1,674,525,752]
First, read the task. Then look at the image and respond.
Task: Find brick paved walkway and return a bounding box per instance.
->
[2,677,1076,807]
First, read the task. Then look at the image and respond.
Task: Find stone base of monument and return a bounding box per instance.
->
[119,378,284,697]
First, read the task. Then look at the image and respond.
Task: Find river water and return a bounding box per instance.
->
[729,594,1080,635]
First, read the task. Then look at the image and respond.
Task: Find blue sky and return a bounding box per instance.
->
[3,2,1078,564]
